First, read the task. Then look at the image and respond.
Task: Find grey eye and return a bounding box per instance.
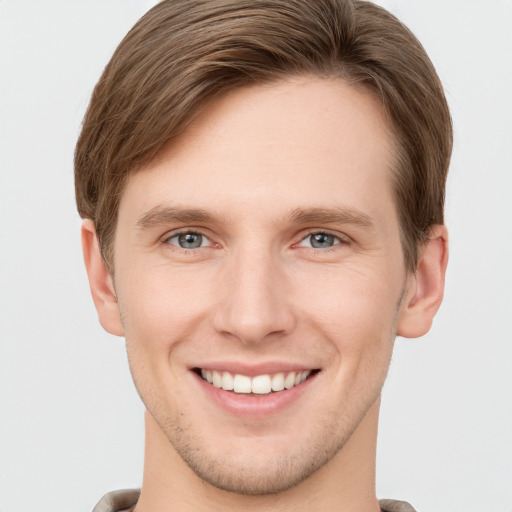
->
[168,232,208,249]
[299,232,340,249]
[310,233,336,248]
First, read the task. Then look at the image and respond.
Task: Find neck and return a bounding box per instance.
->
[135,399,381,512]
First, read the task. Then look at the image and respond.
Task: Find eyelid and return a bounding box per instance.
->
[162,228,216,248]
[293,230,352,252]
[298,229,349,243]
[159,227,350,250]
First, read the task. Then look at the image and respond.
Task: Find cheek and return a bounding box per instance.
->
[298,261,404,335]
[117,269,213,412]
[295,260,404,387]
[118,266,214,343]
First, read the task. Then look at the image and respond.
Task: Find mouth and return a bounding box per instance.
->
[194,368,319,395]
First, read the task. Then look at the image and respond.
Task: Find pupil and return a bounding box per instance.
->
[179,233,202,248]
[311,233,334,248]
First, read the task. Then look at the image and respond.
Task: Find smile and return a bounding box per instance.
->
[198,368,314,395]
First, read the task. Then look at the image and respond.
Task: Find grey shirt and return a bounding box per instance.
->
[92,489,418,512]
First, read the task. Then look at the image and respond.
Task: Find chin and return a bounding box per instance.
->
[174,441,336,495]
[155,405,365,496]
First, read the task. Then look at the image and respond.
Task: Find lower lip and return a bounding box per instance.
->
[193,371,317,418]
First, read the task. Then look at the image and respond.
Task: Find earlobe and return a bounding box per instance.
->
[396,225,449,338]
[81,219,124,336]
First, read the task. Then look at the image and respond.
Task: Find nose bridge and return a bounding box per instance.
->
[213,241,295,344]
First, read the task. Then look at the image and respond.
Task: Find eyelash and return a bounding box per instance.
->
[162,230,214,250]
[296,231,348,252]
[161,229,349,253]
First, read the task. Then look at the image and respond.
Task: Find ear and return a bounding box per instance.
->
[396,225,449,338]
[81,219,124,336]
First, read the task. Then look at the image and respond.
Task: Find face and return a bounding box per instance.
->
[112,77,409,494]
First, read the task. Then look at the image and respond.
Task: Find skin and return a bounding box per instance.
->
[83,76,448,511]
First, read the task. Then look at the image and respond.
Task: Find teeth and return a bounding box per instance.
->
[221,371,234,391]
[284,372,296,389]
[200,369,312,395]
[212,370,222,388]
[233,374,252,393]
[271,372,285,392]
[251,375,271,394]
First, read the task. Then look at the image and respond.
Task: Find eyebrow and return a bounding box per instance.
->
[285,207,376,230]
[136,205,376,232]
[136,206,218,229]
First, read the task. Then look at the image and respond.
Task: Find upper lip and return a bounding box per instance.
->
[191,361,320,377]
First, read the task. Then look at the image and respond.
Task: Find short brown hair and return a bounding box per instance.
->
[75,0,452,271]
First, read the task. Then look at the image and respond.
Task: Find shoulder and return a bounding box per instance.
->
[92,489,140,512]
[379,499,418,512]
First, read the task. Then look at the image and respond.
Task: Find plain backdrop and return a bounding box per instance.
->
[1,1,511,511]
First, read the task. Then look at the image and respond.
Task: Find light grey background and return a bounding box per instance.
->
[0,1,511,511]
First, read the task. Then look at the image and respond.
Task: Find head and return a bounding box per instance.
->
[76,0,451,499]
[75,0,451,273]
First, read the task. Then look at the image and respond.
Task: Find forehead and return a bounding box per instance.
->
[119,76,397,229]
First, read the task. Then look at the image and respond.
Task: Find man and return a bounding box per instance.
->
[75,1,451,510]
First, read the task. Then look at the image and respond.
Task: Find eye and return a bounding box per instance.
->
[165,231,212,249]
[298,232,342,249]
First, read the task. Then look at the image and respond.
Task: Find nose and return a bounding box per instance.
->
[212,247,296,345]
